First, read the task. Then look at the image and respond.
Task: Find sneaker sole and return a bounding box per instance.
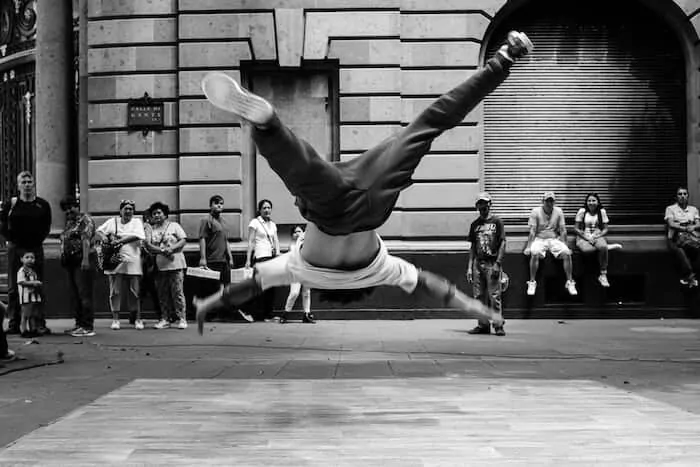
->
[513,32,533,54]
[201,72,273,125]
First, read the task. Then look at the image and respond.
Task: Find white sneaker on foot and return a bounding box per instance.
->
[201,72,274,126]
[1,349,16,362]
[499,31,534,62]
[566,280,578,296]
[110,320,120,330]
[153,319,170,329]
[526,280,537,296]
[178,319,188,330]
[237,309,254,323]
[598,274,610,287]
[134,320,145,330]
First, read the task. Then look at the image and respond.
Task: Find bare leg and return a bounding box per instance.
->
[529,255,540,282]
[562,254,573,281]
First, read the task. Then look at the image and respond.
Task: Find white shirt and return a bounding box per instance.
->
[248,217,278,259]
[150,221,187,271]
[97,217,146,275]
[575,208,609,235]
[254,235,419,293]
[665,203,700,226]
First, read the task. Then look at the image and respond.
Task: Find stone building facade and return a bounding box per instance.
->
[4,0,700,315]
[84,0,700,244]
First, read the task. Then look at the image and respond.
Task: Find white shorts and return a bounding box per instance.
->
[530,238,571,258]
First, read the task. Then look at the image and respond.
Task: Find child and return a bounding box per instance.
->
[17,251,43,337]
[281,225,314,324]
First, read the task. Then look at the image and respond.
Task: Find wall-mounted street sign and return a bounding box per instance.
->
[127,92,164,136]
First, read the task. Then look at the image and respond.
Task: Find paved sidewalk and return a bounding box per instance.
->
[1,317,699,457]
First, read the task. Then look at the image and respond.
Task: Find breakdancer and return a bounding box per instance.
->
[195,31,533,334]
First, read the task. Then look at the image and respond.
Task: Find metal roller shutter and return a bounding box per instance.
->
[484,0,686,224]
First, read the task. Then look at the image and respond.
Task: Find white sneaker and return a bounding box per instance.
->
[134,320,145,330]
[598,274,610,288]
[566,280,578,296]
[110,320,120,330]
[201,72,274,126]
[1,349,16,362]
[237,309,254,322]
[526,280,537,296]
[178,319,188,330]
[607,243,623,251]
[153,320,170,329]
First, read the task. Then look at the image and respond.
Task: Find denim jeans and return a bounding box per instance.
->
[472,260,503,328]
[252,53,512,236]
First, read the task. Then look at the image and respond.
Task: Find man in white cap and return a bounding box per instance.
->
[466,192,506,336]
[524,192,577,296]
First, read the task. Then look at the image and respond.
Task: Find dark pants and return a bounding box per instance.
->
[7,243,45,331]
[472,260,503,328]
[197,261,230,299]
[253,54,511,235]
[0,302,8,356]
[669,234,700,278]
[65,256,95,330]
[252,256,275,320]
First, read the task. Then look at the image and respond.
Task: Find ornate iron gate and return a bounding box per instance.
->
[0,61,34,203]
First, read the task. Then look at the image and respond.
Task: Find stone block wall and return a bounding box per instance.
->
[86,0,180,231]
[85,0,700,241]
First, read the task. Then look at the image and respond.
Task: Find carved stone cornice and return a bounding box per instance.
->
[0,0,36,57]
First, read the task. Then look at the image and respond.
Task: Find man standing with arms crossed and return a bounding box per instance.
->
[466,192,506,336]
[0,171,52,335]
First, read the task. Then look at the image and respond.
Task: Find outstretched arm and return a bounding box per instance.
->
[194,276,262,335]
[413,270,502,326]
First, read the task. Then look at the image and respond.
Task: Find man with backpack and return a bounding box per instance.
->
[0,171,52,335]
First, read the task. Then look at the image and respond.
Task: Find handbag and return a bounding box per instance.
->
[256,217,277,257]
[98,218,123,272]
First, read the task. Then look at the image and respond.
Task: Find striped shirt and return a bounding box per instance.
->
[17,266,42,304]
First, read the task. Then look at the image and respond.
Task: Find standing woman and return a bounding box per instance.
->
[281,225,315,324]
[96,200,146,330]
[574,193,617,287]
[145,202,188,330]
[245,199,280,321]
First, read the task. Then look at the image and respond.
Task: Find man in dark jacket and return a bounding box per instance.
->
[0,171,52,334]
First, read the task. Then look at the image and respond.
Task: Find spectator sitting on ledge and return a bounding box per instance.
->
[665,186,700,288]
[524,192,577,297]
[573,193,622,289]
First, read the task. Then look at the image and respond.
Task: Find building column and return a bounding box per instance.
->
[78,0,88,209]
[35,0,73,231]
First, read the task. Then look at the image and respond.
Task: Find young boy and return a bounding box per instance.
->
[17,251,43,337]
[195,31,533,333]
[198,195,253,322]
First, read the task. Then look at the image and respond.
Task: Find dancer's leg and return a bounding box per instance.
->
[413,270,501,325]
[253,117,351,208]
[195,277,262,334]
[343,34,531,229]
